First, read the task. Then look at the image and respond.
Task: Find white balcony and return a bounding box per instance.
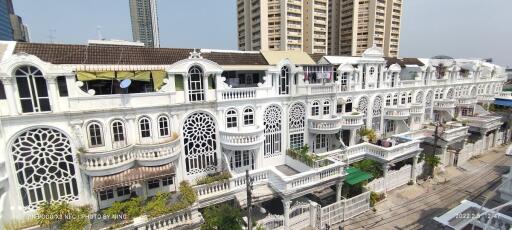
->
[218,87,257,101]
[477,94,495,103]
[384,106,410,120]
[433,99,456,111]
[309,115,343,134]
[440,125,469,142]
[80,136,181,176]
[461,116,503,133]
[219,126,265,150]
[297,83,336,95]
[341,113,364,129]
[456,96,477,106]
[410,103,423,115]
[319,140,422,163]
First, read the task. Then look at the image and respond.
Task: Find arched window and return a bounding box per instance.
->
[139,117,152,139]
[407,92,413,103]
[15,66,51,113]
[416,91,424,104]
[87,122,103,147]
[264,105,282,157]
[158,116,170,137]
[357,97,368,115]
[390,73,397,88]
[111,120,126,147]
[393,94,398,105]
[401,93,407,105]
[372,96,382,131]
[289,103,305,149]
[386,95,391,106]
[323,100,330,115]
[446,88,454,99]
[11,128,79,210]
[183,112,217,174]
[280,66,290,95]
[311,101,320,116]
[243,107,254,126]
[188,66,205,102]
[340,72,348,90]
[226,109,238,128]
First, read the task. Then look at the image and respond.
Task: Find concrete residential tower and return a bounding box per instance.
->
[328,0,402,57]
[237,0,328,54]
[129,0,159,48]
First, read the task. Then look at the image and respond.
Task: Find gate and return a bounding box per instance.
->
[318,191,371,229]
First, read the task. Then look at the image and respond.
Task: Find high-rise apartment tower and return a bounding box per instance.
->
[328,0,402,57]
[129,0,160,48]
[237,0,329,54]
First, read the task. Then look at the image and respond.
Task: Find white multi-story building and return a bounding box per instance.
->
[0,41,507,229]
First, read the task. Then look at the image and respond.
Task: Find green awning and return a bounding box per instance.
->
[76,70,167,91]
[345,167,373,185]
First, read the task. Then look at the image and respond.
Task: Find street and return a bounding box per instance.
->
[339,145,511,230]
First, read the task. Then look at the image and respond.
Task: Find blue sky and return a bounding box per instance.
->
[13,0,512,66]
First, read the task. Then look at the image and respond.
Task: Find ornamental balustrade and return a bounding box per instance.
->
[384,106,411,119]
[80,137,181,174]
[119,208,203,230]
[456,97,478,106]
[497,91,512,98]
[308,116,343,134]
[218,87,257,101]
[297,83,337,95]
[433,99,456,109]
[441,126,469,141]
[258,214,285,230]
[477,94,496,102]
[219,127,265,148]
[324,140,421,163]
[340,113,364,128]
[410,104,423,114]
[462,116,502,130]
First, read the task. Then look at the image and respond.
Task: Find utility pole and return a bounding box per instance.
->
[246,170,253,230]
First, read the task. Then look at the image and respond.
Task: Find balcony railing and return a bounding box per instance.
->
[309,115,343,134]
[321,140,422,163]
[298,83,336,95]
[410,103,423,114]
[119,208,203,230]
[433,99,456,110]
[80,137,181,176]
[477,94,496,102]
[456,96,477,106]
[441,126,469,141]
[218,87,257,101]
[219,126,265,149]
[341,113,364,129]
[461,116,503,131]
[384,106,410,120]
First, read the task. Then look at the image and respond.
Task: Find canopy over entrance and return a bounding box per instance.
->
[92,164,175,191]
[345,167,373,185]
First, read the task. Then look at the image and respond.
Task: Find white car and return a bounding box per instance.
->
[506,145,512,156]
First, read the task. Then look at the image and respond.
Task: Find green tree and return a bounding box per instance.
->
[358,128,377,143]
[36,201,91,230]
[352,159,382,178]
[425,154,441,178]
[201,204,244,230]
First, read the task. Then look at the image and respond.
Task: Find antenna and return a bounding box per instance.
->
[48,29,56,43]
[96,26,104,40]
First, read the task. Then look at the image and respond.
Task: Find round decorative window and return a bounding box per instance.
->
[11,127,79,211]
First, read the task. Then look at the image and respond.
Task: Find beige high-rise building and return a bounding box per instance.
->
[237,0,328,54]
[328,0,402,57]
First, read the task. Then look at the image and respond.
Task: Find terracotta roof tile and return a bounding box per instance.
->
[13,42,268,66]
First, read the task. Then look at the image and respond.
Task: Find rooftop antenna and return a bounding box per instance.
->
[96,26,104,40]
[48,29,56,43]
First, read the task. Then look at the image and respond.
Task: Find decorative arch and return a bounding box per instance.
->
[446,88,454,99]
[188,65,205,102]
[426,91,434,107]
[182,112,217,175]
[111,119,126,147]
[372,96,383,131]
[470,86,477,96]
[242,107,255,126]
[157,115,171,137]
[11,127,79,210]
[416,91,424,104]
[357,97,369,115]
[311,100,320,116]
[264,105,282,157]
[86,121,104,148]
[289,102,306,149]
[14,65,51,113]
[138,116,152,140]
[279,66,290,95]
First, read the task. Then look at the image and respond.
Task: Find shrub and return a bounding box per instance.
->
[144,192,170,218]
[179,181,197,205]
[35,201,91,230]
[201,204,243,230]
[104,197,143,220]
[196,171,231,185]
[370,192,379,207]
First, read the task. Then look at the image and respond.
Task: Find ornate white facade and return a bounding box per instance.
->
[0,41,508,228]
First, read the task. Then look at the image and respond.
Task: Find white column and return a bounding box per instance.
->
[46,75,61,113]
[382,163,389,195]
[125,115,137,145]
[202,72,209,101]
[282,198,291,230]
[336,182,343,201]
[70,120,85,149]
[183,74,189,103]
[349,129,357,146]
[411,155,419,184]
[0,77,19,115]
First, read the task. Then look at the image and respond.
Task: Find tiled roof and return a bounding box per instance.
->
[13,42,268,66]
[308,53,325,63]
[385,57,425,68]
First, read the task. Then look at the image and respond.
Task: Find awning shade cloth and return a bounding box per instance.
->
[76,70,167,90]
[92,164,175,191]
[345,167,373,185]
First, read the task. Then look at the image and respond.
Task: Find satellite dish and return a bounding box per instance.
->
[120,79,132,89]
